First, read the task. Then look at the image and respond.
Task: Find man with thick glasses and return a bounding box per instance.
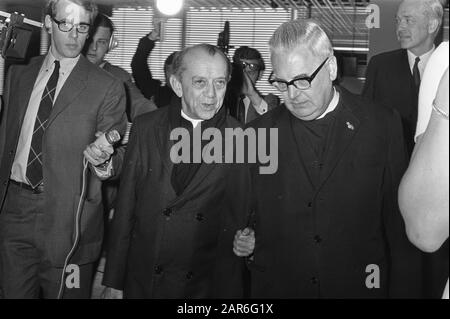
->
[0,0,127,298]
[227,46,279,124]
[233,19,423,298]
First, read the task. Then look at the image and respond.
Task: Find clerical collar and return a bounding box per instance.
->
[316,87,339,120]
[181,110,204,128]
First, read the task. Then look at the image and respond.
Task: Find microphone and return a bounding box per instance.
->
[94,130,121,151]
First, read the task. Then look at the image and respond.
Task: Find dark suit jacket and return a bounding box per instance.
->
[247,87,423,298]
[103,104,250,298]
[363,49,418,154]
[0,55,127,266]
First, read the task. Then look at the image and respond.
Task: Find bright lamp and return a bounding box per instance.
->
[156,0,184,16]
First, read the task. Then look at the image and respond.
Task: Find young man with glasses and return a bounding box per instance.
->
[0,0,127,298]
[227,46,279,124]
[233,19,424,298]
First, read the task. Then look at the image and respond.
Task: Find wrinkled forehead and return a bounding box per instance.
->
[184,49,228,77]
[53,0,90,23]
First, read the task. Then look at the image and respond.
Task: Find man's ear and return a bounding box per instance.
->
[428,18,440,34]
[170,75,183,98]
[44,15,53,34]
[327,56,338,82]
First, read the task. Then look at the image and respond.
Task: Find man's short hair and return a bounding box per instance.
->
[419,0,445,30]
[45,0,98,24]
[233,46,265,71]
[172,43,232,80]
[269,19,333,61]
[93,13,115,34]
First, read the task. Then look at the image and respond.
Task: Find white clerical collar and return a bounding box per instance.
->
[317,87,339,120]
[181,110,204,128]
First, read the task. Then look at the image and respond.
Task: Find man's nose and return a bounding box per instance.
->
[205,82,217,98]
[287,84,300,100]
[68,27,79,39]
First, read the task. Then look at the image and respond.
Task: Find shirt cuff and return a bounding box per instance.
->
[254,99,268,115]
[93,160,114,179]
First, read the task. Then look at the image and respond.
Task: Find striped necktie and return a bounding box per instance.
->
[26,60,60,189]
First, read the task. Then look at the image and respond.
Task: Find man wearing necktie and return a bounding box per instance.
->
[228,46,279,124]
[0,0,127,298]
[363,0,444,156]
[363,1,448,298]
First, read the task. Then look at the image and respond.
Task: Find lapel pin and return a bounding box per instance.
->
[346,122,354,130]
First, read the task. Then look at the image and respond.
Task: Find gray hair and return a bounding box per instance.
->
[172,43,231,80]
[269,19,333,61]
[45,0,98,24]
[420,0,445,30]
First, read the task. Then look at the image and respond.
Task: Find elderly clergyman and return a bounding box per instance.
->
[233,19,424,298]
[102,43,250,299]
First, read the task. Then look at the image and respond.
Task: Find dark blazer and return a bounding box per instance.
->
[363,49,418,154]
[0,55,127,266]
[247,87,423,298]
[103,104,250,298]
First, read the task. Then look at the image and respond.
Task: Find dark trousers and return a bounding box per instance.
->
[0,182,94,299]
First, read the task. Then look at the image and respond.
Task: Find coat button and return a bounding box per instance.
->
[154,266,163,275]
[186,271,194,280]
[162,208,172,217]
[311,277,319,285]
[314,235,323,244]
[9,150,15,156]
[307,202,313,208]
[196,213,204,221]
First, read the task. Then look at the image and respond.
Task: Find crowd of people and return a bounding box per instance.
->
[0,0,447,299]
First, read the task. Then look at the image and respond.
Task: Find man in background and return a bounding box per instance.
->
[84,13,157,120]
[131,18,178,108]
[363,0,447,298]
[228,46,279,124]
[363,0,444,155]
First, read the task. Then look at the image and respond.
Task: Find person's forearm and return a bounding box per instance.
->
[399,112,449,252]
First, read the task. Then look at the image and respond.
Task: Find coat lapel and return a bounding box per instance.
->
[318,89,361,191]
[46,56,88,128]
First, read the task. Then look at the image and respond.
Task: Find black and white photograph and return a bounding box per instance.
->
[0,0,448,308]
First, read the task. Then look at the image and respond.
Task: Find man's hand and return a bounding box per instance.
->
[101,287,123,299]
[233,228,255,257]
[83,132,114,166]
[242,70,263,107]
[148,17,168,41]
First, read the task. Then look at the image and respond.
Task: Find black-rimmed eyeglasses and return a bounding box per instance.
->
[51,16,91,34]
[269,58,329,92]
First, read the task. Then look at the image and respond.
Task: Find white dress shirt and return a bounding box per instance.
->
[407,46,435,80]
[11,49,80,184]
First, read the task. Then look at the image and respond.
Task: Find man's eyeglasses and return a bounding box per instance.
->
[238,61,261,72]
[51,16,91,34]
[269,58,329,92]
